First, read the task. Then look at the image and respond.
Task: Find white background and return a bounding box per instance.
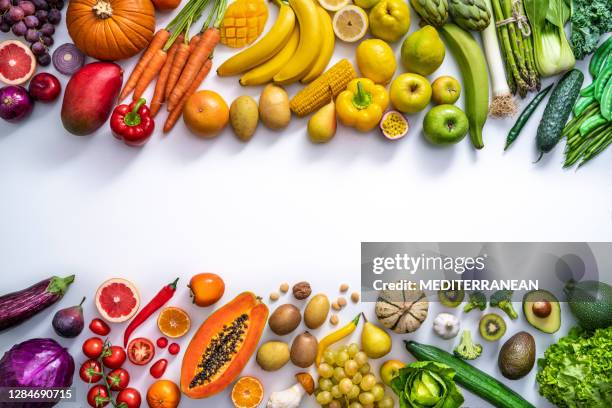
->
[0,2,611,408]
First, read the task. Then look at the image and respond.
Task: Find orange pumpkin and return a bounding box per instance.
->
[67,0,156,61]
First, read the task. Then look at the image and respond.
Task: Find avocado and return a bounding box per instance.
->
[498,331,535,379]
[522,290,561,333]
[565,280,612,330]
[479,313,506,341]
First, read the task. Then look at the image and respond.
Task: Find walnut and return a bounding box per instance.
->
[292,281,312,300]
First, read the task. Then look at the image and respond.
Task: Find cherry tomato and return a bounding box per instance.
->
[106,368,130,391]
[83,337,104,359]
[156,337,168,348]
[89,318,111,336]
[79,359,103,383]
[168,343,180,355]
[116,387,142,408]
[127,337,155,365]
[87,384,110,408]
[149,358,168,379]
[102,345,126,369]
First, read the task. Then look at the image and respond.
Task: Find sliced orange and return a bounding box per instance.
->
[157,307,191,338]
[231,376,264,408]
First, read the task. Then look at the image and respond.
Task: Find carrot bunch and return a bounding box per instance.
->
[119,0,227,132]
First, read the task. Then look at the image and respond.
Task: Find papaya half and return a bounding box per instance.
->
[180,292,268,398]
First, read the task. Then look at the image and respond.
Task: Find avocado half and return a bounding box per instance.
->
[522,290,561,333]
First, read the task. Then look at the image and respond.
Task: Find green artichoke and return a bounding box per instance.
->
[410,0,449,28]
[449,0,490,31]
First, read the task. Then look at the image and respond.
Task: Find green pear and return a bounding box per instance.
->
[307,100,336,143]
[362,320,392,359]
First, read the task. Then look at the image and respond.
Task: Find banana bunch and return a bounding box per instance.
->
[448,0,490,31]
[217,0,335,86]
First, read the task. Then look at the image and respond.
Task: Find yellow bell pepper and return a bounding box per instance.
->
[220,0,269,48]
[336,78,389,132]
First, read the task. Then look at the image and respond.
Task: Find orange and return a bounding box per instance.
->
[231,376,264,408]
[157,307,191,338]
[146,379,181,408]
[183,90,229,138]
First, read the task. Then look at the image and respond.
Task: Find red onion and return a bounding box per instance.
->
[0,85,33,122]
[52,43,84,75]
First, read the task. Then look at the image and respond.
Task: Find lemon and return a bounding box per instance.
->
[356,39,397,84]
[332,5,368,43]
[318,0,351,11]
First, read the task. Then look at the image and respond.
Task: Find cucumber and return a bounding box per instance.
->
[589,37,612,78]
[405,340,535,408]
[536,69,584,160]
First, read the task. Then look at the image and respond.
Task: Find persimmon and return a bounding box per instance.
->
[188,273,225,307]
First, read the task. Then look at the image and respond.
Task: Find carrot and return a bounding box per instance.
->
[167,27,220,109]
[132,49,168,101]
[150,35,183,117]
[164,58,213,133]
[119,29,170,101]
[165,35,200,101]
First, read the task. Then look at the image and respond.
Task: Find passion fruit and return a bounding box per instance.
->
[380,110,408,140]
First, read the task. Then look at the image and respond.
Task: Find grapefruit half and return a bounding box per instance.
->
[0,40,37,85]
[95,278,140,323]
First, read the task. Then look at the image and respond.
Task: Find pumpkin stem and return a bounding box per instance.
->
[92,0,113,19]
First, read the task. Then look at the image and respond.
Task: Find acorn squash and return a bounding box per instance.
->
[180,292,268,398]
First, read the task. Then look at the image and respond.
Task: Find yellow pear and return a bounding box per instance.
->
[401,25,445,76]
[361,320,392,359]
[307,100,336,143]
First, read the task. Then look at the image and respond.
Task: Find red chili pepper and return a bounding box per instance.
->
[110,98,155,147]
[123,278,179,348]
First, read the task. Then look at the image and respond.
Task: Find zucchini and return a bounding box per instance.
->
[0,275,75,331]
[536,69,584,160]
[405,340,535,408]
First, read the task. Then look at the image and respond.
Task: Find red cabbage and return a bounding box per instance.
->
[0,338,75,408]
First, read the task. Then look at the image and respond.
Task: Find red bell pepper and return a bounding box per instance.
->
[110,98,154,146]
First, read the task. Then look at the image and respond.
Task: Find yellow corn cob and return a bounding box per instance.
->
[290,59,356,117]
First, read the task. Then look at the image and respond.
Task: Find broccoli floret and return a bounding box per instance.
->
[490,290,518,320]
[463,291,486,313]
[454,330,483,360]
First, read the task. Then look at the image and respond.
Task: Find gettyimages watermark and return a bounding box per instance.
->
[360,242,612,302]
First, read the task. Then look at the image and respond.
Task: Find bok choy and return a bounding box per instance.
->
[524,0,575,77]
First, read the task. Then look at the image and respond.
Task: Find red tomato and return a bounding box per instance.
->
[87,384,110,408]
[116,388,142,408]
[127,338,155,365]
[103,345,126,369]
[89,318,111,336]
[79,359,103,383]
[83,337,104,359]
[156,337,168,348]
[168,343,180,355]
[149,359,168,379]
[106,368,130,391]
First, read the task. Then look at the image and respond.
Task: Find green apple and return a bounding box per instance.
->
[380,360,406,386]
[354,0,380,8]
[431,76,461,105]
[390,73,432,114]
[423,104,469,145]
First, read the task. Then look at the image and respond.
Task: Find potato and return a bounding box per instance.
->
[269,304,301,335]
[230,95,259,141]
[256,341,290,371]
[259,84,290,130]
[304,294,330,329]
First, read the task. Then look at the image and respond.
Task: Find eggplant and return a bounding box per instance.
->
[0,275,75,331]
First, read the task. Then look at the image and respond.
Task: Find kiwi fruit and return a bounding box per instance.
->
[479,313,506,341]
[438,289,465,307]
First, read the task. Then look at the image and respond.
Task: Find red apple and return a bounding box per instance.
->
[28,72,61,102]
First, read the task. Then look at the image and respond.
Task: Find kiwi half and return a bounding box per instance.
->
[437,289,465,308]
[479,313,506,341]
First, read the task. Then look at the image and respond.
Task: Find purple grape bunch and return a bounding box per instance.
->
[0,0,65,66]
